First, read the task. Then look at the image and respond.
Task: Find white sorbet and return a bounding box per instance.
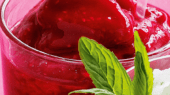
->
[152,68,170,95]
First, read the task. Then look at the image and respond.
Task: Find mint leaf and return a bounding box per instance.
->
[68,88,115,95]
[78,37,133,95]
[133,31,153,95]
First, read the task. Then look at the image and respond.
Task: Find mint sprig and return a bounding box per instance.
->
[133,31,153,95]
[69,31,153,95]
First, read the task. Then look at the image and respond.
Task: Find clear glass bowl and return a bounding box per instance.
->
[1,0,170,95]
[127,55,170,79]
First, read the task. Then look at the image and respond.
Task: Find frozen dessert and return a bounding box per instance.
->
[2,0,170,95]
[12,0,170,59]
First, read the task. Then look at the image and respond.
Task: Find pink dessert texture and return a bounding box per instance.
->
[1,0,170,95]
[13,0,170,59]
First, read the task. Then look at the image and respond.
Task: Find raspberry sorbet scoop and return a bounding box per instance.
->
[13,0,170,59]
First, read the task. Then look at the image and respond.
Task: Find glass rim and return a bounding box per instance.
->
[1,0,170,66]
[126,54,170,75]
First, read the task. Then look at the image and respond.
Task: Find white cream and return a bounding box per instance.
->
[152,68,170,95]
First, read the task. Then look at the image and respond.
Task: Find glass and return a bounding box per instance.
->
[127,55,170,79]
[0,0,170,95]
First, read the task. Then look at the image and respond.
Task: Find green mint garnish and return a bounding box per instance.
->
[69,31,153,95]
[133,31,153,95]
